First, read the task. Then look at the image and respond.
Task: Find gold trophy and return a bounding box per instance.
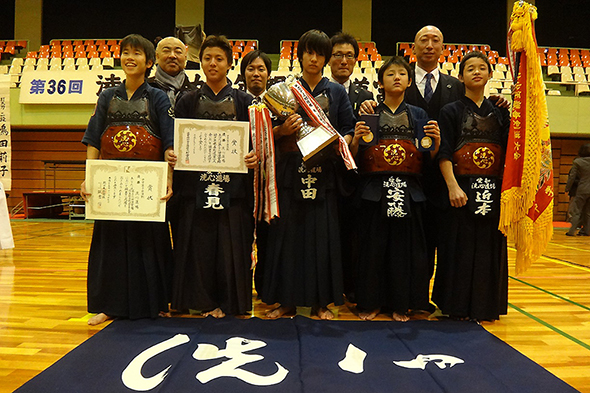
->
[264,76,338,167]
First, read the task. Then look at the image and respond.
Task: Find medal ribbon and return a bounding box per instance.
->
[290,81,357,170]
[248,103,280,266]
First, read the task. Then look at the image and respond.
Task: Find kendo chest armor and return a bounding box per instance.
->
[277,91,330,154]
[452,107,503,177]
[100,93,162,160]
[358,109,422,175]
[196,94,236,120]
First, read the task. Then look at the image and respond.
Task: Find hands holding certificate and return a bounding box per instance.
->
[165,148,259,170]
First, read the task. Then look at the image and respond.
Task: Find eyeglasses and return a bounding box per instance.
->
[332,53,356,60]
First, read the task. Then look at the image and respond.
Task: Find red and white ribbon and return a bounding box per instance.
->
[248,103,280,266]
[290,80,357,170]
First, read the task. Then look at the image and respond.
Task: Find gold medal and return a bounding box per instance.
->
[362,132,374,143]
[420,136,433,149]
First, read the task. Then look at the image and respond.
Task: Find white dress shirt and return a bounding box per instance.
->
[415,65,440,98]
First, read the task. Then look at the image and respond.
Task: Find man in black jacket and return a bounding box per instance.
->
[149,36,195,108]
[329,32,373,118]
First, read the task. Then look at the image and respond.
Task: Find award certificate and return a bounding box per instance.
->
[174,118,249,173]
[85,159,168,222]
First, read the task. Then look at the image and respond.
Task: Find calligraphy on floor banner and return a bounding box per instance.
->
[0,75,11,190]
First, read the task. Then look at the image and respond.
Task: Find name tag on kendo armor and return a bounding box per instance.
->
[196,172,231,210]
[467,177,499,217]
[381,176,411,218]
[295,163,325,202]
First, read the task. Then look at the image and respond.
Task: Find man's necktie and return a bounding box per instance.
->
[424,73,433,103]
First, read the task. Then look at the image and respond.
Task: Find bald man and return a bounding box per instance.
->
[148,36,195,108]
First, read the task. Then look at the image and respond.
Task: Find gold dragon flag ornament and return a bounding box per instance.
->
[500,1,554,274]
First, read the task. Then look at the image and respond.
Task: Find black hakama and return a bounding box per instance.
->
[82,82,174,320]
[171,83,254,315]
[353,102,432,314]
[87,221,172,319]
[261,77,355,309]
[432,96,509,320]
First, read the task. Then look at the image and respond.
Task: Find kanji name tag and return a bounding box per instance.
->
[174,118,249,174]
[85,159,168,222]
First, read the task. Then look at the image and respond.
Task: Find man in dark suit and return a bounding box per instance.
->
[329,32,374,118]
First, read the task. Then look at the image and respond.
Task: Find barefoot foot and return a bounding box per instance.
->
[392,312,409,322]
[314,306,334,320]
[266,305,296,319]
[359,308,380,321]
[88,313,113,326]
[202,308,225,318]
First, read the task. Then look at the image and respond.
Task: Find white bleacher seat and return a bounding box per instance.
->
[9,65,22,75]
[585,67,590,75]
[561,73,574,82]
[374,60,383,69]
[489,88,499,94]
[10,74,20,87]
[489,80,503,89]
[573,66,585,75]
[22,64,35,73]
[37,58,49,68]
[292,65,301,74]
[102,57,114,68]
[50,57,62,67]
[492,70,505,80]
[37,63,49,71]
[48,64,60,71]
[574,73,587,82]
[547,90,561,96]
[496,63,507,72]
[76,58,88,66]
[501,88,511,94]
[24,57,36,66]
[11,58,24,67]
[277,65,290,72]
[63,63,76,71]
[77,64,90,71]
[360,60,372,70]
[560,66,572,75]
[0,65,9,74]
[63,58,75,67]
[278,58,291,68]
[547,65,560,76]
[577,83,590,95]
[92,64,103,71]
[89,57,101,67]
[450,68,459,78]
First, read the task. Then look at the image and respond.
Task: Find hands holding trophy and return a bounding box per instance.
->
[264,75,339,168]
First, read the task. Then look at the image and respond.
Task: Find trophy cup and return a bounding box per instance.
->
[264,76,338,168]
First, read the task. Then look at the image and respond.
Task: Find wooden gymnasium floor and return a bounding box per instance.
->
[1,219,589,392]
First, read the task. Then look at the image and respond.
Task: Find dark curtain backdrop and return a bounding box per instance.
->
[1,1,588,54]
[0,1,15,39]
[371,1,507,56]
[204,0,343,53]
[536,0,590,49]
[42,0,175,44]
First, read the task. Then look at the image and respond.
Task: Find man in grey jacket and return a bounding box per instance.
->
[566,143,590,236]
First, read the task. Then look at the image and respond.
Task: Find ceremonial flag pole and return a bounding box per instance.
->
[500,1,554,274]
